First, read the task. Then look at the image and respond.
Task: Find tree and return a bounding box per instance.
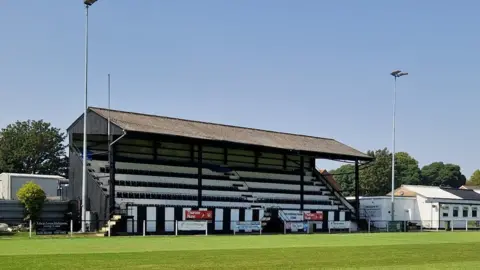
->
[465,170,480,186]
[420,162,466,188]
[394,152,421,186]
[331,148,422,196]
[360,148,392,196]
[0,120,67,176]
[16,181,46,222]
[330,164,356,197]
[359,149,421,196]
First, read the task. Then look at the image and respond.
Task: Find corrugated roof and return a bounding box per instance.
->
[89,107,371,160]
[441,188,480,201]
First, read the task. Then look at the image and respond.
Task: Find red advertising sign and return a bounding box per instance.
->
[185,210,213,220]
[304,212,323,221]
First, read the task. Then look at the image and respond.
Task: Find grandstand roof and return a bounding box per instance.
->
[86,107,372,161]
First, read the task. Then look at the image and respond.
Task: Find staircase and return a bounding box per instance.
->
[312,168,356,218]
[261,209,271,227]
[70,145,128,235]
[261,208,285,233]
[96,214,123,236]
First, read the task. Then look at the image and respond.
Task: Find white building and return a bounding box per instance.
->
[353,185,480,230]
[0,173,67,200]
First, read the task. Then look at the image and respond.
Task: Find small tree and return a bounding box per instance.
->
[466,170,480,186]
[16,181,46,223]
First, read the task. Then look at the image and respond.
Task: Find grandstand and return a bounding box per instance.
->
[67,107,371,235]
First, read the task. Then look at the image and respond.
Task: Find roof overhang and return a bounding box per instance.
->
[68,107,373,162]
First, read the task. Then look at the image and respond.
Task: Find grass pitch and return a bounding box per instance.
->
[2,232,480,269]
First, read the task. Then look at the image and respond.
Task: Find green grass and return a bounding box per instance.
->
[2,232,480,269]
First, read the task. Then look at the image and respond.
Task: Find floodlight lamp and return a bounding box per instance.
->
[390,70,401,76]
[84,0,98,6]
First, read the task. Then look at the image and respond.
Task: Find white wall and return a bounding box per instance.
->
[0,173,7,199]
[359,197,418,221]
[416,196,439,229]
[10,176,60,200]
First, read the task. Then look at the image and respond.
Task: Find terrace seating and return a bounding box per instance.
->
[88,160,347,213]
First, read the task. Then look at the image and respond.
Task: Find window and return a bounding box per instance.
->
[453,207,459,217]
[442,206,449,217]
[473,207,478,218]
[463,207,469,217]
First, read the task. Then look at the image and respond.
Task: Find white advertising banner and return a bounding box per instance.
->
[282,210,304,221]
[177,221,208,231]
[328,221,351,229]
[234,221,262,232]
[286,222,308,232]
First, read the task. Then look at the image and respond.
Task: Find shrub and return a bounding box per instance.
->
[16,181,46,223]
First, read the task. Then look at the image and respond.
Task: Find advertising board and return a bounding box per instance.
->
[35,221,69,235]
[233,221,262,232]
[328,221,351,230]
[185,210,213,220]
[177,221,208,231]
[304,212,323,221]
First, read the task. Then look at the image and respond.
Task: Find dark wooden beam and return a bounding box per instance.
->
[223,148,228,165]
[152,140,158,161]
[108,143,116,216]
[355,159,360,222]
[283,154,287,170]
[198,145,203,207]
[126,132,374,162]
[190,144,195,163]
[254,151,259,168]
[300,156,304,211]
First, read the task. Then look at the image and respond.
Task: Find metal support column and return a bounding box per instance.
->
[300,156,304,211]
[354,159,360,222]
[108,141,116,216]
[198,145,203,207]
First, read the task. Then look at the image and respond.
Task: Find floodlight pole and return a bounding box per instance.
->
[390,70,408,221]
[81,3,90,233]
[391,76,397,222]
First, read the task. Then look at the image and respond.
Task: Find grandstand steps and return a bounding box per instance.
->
[98,214,124,236]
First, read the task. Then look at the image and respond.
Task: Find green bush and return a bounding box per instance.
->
[16,181,46,222]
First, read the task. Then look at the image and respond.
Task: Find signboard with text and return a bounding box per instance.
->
[35,221,69,235]
[234,221,262,232]
[282,210,303,221]
[304,212,323,221]
[185,210,213,220]
[177,221,208,231]
[328,221,351,230]
[286,222,308,232]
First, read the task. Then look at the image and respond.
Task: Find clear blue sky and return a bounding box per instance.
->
[1,1,478,178]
